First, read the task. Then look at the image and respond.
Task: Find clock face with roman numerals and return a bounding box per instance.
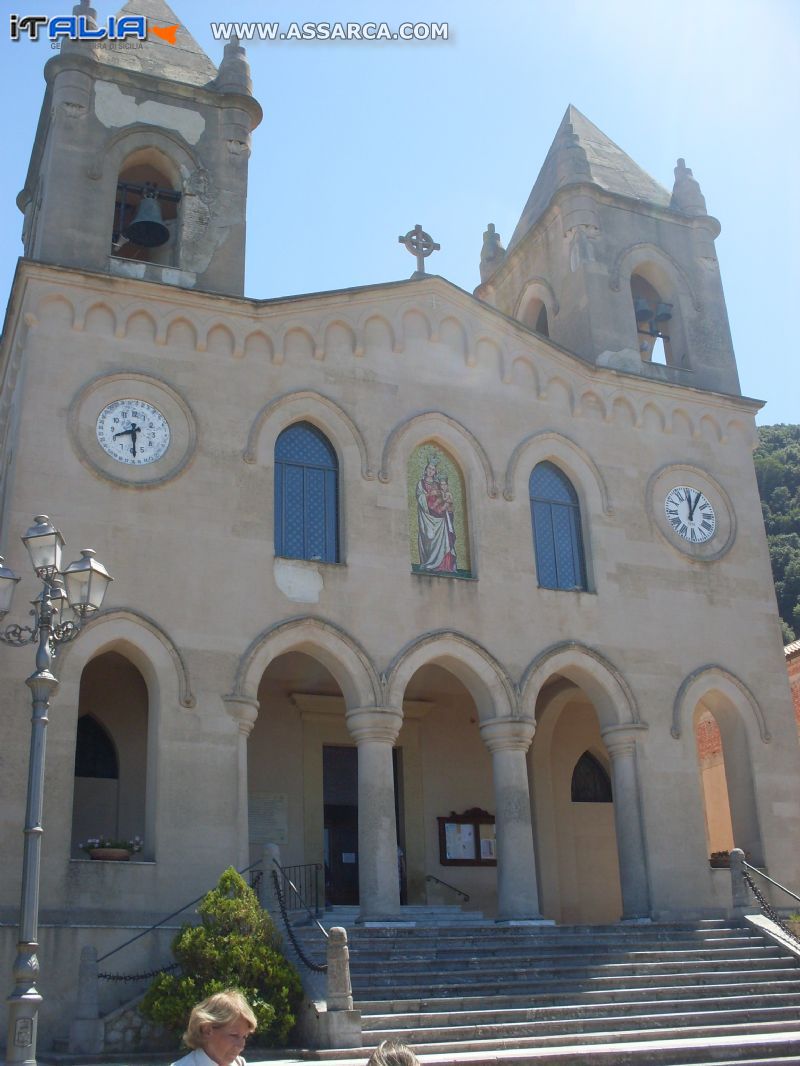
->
[664,486,716,544]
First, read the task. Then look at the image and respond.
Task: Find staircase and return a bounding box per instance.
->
[289,917,800,1064]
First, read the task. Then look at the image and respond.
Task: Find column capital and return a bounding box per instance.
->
[601,723,647,758]
[346,706,403,745]
[223,695,259,736]
[480,716,536,754]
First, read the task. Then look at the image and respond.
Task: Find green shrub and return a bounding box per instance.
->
[141,868,302,1047]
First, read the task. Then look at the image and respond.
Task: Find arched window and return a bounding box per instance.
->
[275,422,339,562]
[571,752,612,802]
[530,462,587,590]
[74,716,118,779]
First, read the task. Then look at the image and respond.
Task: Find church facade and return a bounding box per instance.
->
[1,0,799,1049]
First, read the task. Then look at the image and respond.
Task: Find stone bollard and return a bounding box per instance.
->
[326,927,353,1011]
[729,848,752,916]
[68,946,105,1054]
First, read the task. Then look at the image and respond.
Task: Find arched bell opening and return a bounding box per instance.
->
[112,149,181,266]
[531,678,623,924]
[519,294,550,337]
[70,651,148,858]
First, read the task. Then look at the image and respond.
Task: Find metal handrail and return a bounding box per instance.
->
[272,860,328,938]
[743,861,800,906]
[271,866,328,974]
[97,858,263,963]
[426,873,470,902]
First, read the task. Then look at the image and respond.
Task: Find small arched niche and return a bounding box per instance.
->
[112,148,181,266]
[71,651,149,858]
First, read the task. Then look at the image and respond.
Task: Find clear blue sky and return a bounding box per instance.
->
[1,0,798,424]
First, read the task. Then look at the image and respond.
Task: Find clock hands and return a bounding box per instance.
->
[687,490,702,523]
[113,422,141,457]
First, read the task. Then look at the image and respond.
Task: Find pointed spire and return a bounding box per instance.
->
[670,158,707,216]
[103,1,218,87]
[479,223,505,283]
[508,105,671,251]
[213,37,253,96]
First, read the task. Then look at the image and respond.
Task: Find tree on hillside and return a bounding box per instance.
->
[754,424,800,642]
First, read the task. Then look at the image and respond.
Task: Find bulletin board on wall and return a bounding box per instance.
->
[437,808,496,866]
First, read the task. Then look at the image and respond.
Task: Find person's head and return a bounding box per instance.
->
[366,1041,420,1066]
[424,462,437,481]
[183,990,257,1066]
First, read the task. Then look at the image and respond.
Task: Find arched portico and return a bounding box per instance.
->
[675,667,767,865]
[57,611,188,862]
[522,644,650,919]
[388,634,541,921]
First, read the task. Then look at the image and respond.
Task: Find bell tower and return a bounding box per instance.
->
[477,106,740,397]
[16,0,261,296]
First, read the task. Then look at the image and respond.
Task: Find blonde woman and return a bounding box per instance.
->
[367,1041,420,1066]
[172,990,257,1066]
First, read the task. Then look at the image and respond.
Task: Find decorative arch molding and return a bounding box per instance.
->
[243,389,374,479]
[610,242,702,312]
[513,276,560,322]
[671,665,771,744]
[392,301,435,351]
[275,322,322,364]
[380,411,498,497]
[520,641,641,731]
[231,616,380,710]
[504,429,613,514]
[88,124,200,183]
[355,310,398,355]
[384,630,518,724]
[35,293,76,329]
[57,607,195,708]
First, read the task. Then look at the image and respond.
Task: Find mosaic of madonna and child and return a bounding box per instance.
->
[407,443,472,577]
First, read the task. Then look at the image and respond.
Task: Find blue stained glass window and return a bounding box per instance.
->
[275,423,339,562]
[529,462,586,591]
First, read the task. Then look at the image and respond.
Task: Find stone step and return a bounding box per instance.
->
[299,920,737,938]
[269,1035,800,1066]
[360,991,800,1029]
[351,962,800,996]
[363,1004,800,1044]
[355,976,800,1013]
[342,939,781,959]
[346,946,787,971]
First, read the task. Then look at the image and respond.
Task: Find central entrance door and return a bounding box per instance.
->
[323,745,406,906]
[323,746,359,905]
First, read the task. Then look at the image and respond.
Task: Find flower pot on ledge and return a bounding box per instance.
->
[89,848,131,861]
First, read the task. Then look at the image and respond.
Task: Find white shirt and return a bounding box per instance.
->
[171,1048,245,1066]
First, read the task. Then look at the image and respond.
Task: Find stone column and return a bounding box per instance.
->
[346,706,403,920]
[224,696,259,869]
[603,726,651,920]
[480,718,543,922]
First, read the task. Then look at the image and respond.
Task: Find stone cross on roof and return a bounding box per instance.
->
[398,224,440,278]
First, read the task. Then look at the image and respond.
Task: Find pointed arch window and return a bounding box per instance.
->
[571,752,612,803]
[275,422,339,562]
[530,461,587,590]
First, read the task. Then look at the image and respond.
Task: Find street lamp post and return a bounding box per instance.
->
[0,517,112,1066]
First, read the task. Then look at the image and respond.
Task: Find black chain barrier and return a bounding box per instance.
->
[742,867,800,946]
[271,870,327,974]
[98,962,180,982]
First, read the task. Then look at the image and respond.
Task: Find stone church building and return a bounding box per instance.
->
[1,0,799,1048]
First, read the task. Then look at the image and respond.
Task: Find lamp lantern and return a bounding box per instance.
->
[21,516,64,578]
[0,558,19,618]
[63,548,113,616]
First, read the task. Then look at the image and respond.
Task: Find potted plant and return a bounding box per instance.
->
[80,835,143,861]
